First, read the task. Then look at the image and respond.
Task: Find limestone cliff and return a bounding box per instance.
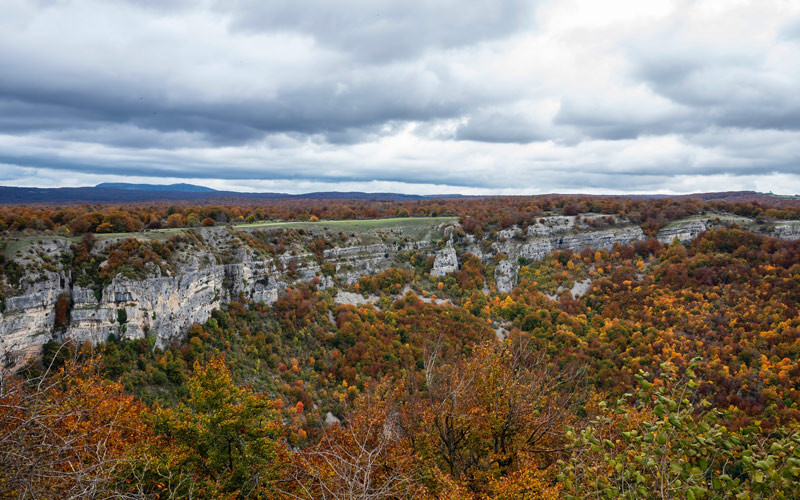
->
[490,215,644,292]
[490,215,800,293]
[0,221,443,370]
[2,215,799,370]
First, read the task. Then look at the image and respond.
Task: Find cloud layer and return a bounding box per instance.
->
[1,0,799,194]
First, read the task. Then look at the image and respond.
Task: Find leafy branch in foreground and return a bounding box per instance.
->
[560,358,800,500]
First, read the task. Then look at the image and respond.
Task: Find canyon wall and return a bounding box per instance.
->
[2,215,798,370]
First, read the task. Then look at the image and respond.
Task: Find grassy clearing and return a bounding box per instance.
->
[233,216,456,231]
[235,216,457,246]
[1,227,188,258]
[83,216,457,240]
[2,236,76,259]
[1,217,458,257]
[93,227,187,241]
[3,228,185,257]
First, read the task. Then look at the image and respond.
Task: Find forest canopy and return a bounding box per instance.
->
[2,195,800,499]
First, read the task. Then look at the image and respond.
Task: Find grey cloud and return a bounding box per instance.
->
[320,122,408,145]
[41,126,211,150]
[216,0,536,62]
[1,0,799,194]
[0,98,101,135]
[0,47,481,148]
[630,43,800,133]
[555,108,664,141]
[0,150,490,188]
[455,109,551,144]
[553,96,696,141]
[546,28,800,145]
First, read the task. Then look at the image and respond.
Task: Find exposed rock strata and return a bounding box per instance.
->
[0,229,440,370]
[656,220,709,243]
[2,215,799,369]
[492,221,644,293]
[431,242,458,277]
[771,221,800,241]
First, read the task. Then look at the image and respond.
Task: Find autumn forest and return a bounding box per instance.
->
[2,194,800,499]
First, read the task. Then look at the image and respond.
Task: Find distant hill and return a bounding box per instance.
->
[0,185,463,204]
[95,182,217,193]
[4,184,790,206]
[0,186,230,203]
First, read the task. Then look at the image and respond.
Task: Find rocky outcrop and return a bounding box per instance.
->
[334,290,377,306]
[652,216,800,244]
[79,240,423,346]
[431,242,458,277]
[771,221,800,241]
[520,225,644,261]
[492,217,644,293]
[656,219,709,243]
[494,260,518,294]
[0,271,68,368]
[67,267,227,346]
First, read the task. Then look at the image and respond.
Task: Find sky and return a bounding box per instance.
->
[1,0,800,195]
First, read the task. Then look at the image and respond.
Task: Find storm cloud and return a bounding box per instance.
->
[0,0,799,194]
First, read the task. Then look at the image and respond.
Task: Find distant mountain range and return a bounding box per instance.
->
[95,182,218,193]
[0,183,462,204]
[0,183,792,206]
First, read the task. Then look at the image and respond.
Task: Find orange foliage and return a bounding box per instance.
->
[0,356,150,497]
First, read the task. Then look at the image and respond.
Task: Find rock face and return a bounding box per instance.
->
[334,291,377,306]
[0,271,68,368]
[657,220,709,243]
[67,268,227,346]
[494,260,518,294]
[771,221,800,241]
[2,214,799,370]
[431,242,458,277]
[0,226,440,371]
[492,217,645,293]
